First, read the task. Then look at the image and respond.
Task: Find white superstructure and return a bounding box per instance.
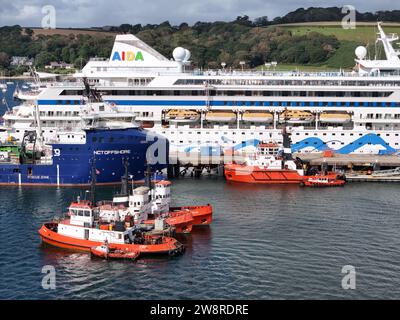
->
[2,23,400,156]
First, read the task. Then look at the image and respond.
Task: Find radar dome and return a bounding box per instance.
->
[355,46,367,59]
[184,49,191,61]
[173,47,186,62]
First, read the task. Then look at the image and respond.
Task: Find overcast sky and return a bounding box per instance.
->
[0,0,399,28]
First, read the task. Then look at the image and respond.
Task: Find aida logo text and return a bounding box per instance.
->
[111,51,144,61]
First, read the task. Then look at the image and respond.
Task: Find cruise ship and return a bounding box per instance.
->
[2,23,400,157]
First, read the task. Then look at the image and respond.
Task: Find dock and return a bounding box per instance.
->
[168,151,400,182]
[296,153,400,168]
[345,175,400,182]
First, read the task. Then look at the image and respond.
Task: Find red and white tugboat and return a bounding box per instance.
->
[39,199,185,255]
[114,165,213,230]
[224,126,304,184]
[39,165,185,256]
[103,178,195,234]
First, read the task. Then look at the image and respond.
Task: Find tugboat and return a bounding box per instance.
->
[39,192,185,256]
[302,173,346,187]
[224,126,304,184]
[104,164,212,232]
[38,164,185,256]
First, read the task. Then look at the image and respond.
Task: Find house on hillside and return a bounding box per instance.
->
[45,61,74,69]
[10,56,34,66]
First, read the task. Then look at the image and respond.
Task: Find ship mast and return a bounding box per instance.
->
[90,157,97,205]
[33,102,44,147]
[281,109,293,161]
[377,22,400,63]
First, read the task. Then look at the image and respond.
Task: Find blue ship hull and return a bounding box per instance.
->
[0,128,168,186]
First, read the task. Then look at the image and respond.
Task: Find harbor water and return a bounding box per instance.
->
[1,179,400,299]
[1,84,400,299]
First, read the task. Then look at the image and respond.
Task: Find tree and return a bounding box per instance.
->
[254,16,269,27]
[35,51,56,67]
[24,28,34,37]
[234,15,252,26]
[119,24,132,33]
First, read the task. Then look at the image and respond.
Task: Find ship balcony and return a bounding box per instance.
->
[355,118,400,123]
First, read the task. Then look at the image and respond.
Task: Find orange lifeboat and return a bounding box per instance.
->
[302,173,346,187]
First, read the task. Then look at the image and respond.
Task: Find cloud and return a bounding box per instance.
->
[0,0,398,27]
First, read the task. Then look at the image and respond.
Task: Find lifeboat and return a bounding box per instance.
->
[39,222,185,256]
[205,111,236,122]
[90,245,140,260]
[144,211,194,234]
[319,112,351,124]
[242,111,273,123]
[301,173,346,187]
[165,109,200,123]
[279,110,314,124]
[170,204,213,226]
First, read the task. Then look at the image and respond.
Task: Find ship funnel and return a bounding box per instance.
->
[109,34,169,64]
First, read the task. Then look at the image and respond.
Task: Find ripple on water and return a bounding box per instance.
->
[1,180,400,299]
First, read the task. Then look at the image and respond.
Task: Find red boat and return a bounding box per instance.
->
[302,174,346,187]
[170,205,213,226]
[224,142,304,184]
[144,211,194,233]
[90,244,140,260]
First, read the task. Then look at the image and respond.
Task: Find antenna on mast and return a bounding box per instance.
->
[90,157,97,205]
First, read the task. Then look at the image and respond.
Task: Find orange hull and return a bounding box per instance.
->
[39,223,184,255]
[145,211,194,233]
[303,180,345,187]
[224,165,303,184]
[170,204,213,226]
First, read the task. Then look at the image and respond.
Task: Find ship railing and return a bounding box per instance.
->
[89,57,108,62]
[372,167,400,177]
[189,69,400,78]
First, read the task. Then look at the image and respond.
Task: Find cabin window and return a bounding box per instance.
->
[84,211,91,217]
[78,210,84,216]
